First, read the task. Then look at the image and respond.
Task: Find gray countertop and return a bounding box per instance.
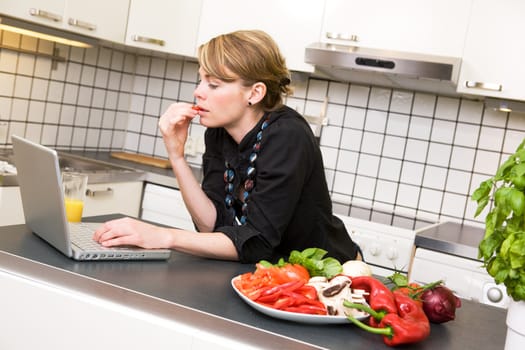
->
[0,216,508,350]
[415,222,485,261]
[1,150,202,189]
[72,151,183,188]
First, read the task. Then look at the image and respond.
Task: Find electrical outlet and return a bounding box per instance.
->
[0,122,7,142]
[184,136,196,156]
[196,137,205,154]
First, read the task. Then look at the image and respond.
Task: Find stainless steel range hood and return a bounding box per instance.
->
[305,42,462,93]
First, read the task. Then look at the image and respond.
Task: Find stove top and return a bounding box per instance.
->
[415,221,484,261]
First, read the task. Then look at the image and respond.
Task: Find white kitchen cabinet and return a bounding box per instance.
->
[0,181,142,228]
[0,269,206,348]
[0,0,66,29]
[83,181,143,218]
[125,0,203,57]
[457,0,525,100]
[197,0,324,72]
[62,0,130,43]
[321,0,472,57]
[141,183,195,231]
[0,0,130,43]
[0,187,25,226]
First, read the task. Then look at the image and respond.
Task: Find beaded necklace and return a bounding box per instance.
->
[224,115,270,225]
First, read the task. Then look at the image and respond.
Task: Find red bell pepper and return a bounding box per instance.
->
[350,276,398,326]
[345,288,430,346]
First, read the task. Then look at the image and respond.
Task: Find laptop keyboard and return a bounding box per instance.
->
[69,222,106,250]
[67,222,169,260]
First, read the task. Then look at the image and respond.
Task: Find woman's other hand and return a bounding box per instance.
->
[93,217,172,249]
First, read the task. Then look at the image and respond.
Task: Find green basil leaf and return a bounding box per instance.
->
[323,258,343,279]
[496,157,517,179]
[258,260,273,268]
[474,197,489,217]
[512,162,525,176]
[472,179,493,201]
[510,189,525,215]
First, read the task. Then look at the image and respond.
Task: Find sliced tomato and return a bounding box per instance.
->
[234,263,325,314]
[280,263,310,283]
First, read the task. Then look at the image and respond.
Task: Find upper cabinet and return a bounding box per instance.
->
[197,0,324,72]
[321,0,472,57]
[64,0,129,43]
[125,0,203,57]
[1,0,130,43]
[457,0,525,101]
[1,0,66,28]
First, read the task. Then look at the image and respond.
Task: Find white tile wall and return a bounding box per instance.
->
[1,30,524,229]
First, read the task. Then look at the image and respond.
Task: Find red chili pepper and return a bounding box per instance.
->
[284,304,327,315]
[280,290,321,306]
[345,288,430,346]
[256,286,283,303]
[272,296,294,309]
[296,284,318,300]
[256,280,304,303]
[235,264,325,315]
[350,276,398,326]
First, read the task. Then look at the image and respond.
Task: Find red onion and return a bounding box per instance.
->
[421,285,461,323]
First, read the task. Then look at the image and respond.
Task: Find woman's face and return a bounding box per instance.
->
[193,67,252,129]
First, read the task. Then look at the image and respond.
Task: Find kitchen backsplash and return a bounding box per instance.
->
[2,31,525,230]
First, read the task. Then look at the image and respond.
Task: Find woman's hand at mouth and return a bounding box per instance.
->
[158,103,200,160]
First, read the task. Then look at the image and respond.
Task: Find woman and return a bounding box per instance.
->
[94,30,361,263]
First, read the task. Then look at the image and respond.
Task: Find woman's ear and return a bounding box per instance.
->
[248,82,267,105]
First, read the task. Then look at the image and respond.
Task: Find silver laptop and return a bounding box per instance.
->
[12,135,171,261]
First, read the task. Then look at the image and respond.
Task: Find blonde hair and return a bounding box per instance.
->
[198,30,292,111]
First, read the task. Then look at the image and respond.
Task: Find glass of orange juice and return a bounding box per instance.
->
[62,171,88,222]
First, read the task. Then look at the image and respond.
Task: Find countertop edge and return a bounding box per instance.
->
[0,250,321,350]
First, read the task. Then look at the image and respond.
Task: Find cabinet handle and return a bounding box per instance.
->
[85,187,113,197]
[465,81,502,92]
[326,32,359,42]
[68,18,96,31]
[29,8,62,22]
[132,35,165,47]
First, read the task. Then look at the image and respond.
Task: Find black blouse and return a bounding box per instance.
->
[201,105,359,263]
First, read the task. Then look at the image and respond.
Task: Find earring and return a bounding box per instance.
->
[248,101,252,106]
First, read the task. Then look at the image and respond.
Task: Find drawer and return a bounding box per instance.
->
[141,183,194,230]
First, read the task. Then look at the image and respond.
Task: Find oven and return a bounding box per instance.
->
[409,222,509,309]
[336,215,416,278]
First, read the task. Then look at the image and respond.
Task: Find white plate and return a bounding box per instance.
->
[231,277,368,324]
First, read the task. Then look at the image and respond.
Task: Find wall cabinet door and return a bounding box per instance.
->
[125,0,203,57]
[1,0,66,29]
[197,0,324,72]
[457,0,525,100]
[0,0,129,43]
[321,0,472,57]
[64,0,129,43]
[83,181,143,218]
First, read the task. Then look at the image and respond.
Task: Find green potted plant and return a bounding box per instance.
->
[472,138,525,349]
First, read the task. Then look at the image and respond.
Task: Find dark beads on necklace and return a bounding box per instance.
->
[224,116,270,225]
[224,168,235,182]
